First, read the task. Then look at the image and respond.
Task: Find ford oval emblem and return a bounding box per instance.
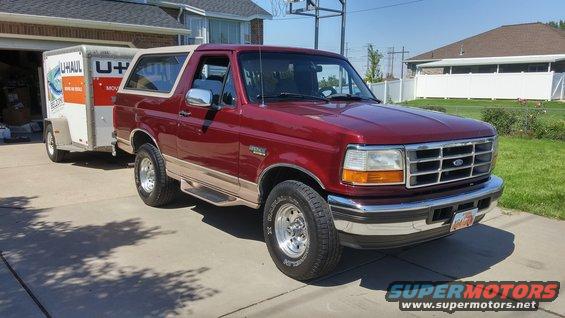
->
[453,159,464,167]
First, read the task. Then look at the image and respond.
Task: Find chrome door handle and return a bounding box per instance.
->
[179,110,191,117]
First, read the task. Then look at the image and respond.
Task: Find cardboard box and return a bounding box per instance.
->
[2,107,30,126]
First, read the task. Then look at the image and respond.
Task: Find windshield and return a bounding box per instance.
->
[238,52,375,103]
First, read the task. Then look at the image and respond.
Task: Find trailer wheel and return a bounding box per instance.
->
[134,143,178,207]
[263,180,342,281]
[45,124,67,162]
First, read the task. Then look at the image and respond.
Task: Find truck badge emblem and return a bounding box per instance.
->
[453,159,464,167]
[249,145,267,156]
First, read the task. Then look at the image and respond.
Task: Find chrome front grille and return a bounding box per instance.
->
[405,137,495,188]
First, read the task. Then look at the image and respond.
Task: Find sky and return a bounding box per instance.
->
[253,0,565,78]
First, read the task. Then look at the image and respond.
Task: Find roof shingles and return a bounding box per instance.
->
[407,23,565,61]
[166,0,271,18]
[0,0,185,29]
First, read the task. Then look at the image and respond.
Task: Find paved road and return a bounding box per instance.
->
[0,142,563,317]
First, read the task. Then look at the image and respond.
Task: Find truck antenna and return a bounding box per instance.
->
[259,45,266,107]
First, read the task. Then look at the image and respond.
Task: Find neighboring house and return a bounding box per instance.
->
[402,23,565,100]
[144,0,272,45]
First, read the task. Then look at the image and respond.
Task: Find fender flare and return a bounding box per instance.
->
[257,163,326,191]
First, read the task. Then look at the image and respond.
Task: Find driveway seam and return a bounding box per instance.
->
[538,307,565,318]
[217,254,388,317]
[0,251,51,318]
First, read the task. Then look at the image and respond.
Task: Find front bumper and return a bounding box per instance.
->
[328,175,504,249]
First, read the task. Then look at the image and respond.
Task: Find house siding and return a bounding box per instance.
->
[0,21,176,48]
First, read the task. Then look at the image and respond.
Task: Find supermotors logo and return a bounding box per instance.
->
[386,281,560,313]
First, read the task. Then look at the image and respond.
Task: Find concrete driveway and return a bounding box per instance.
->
[0,142,563,318]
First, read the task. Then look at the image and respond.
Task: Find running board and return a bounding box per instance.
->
[180,179,259,208]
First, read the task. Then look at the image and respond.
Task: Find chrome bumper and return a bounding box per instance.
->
[328,175,504,248]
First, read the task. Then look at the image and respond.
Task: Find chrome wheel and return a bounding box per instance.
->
[139,157,155,193]
[46,131,55,155]
[274,203,309,258]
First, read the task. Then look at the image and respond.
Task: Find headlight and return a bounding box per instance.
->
[342,148,404,185]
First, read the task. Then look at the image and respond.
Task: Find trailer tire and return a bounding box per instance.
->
[45,124,67,163]
[263,180,342,281]
[134,143,178,207]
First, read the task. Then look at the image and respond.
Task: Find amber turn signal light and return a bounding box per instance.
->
[342,169,404,185]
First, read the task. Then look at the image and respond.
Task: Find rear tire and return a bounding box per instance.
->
[45,124,67,163]
[263,180,342,281]
[134,143,178,207]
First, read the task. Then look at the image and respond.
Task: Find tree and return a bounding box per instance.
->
[319,75,340,88]
[364,44,383,83]
[546,20,565,30]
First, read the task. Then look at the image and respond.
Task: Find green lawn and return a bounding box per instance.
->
[402,98,565,120]
[493,137,564,219]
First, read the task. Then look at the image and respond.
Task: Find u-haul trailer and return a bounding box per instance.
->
[43,45,137,162]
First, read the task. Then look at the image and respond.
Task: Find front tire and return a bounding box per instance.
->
[134,143,178,207]
[45,124,67,162]
[263,180,342,281]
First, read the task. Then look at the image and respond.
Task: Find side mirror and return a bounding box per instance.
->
[185,88,213,107]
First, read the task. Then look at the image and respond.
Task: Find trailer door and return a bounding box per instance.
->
[44,51,88,146]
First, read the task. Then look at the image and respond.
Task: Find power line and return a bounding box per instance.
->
[272,0,424,21]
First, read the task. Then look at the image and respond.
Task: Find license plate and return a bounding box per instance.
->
[450,208,478,232]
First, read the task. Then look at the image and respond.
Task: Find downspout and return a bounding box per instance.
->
[177,7,184,45]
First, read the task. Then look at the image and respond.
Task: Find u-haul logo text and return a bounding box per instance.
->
[93,59,131,77]
[60,60,83,75]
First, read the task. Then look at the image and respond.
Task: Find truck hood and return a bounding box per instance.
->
[271,101,495,144]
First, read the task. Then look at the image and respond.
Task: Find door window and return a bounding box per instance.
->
[192,56,237,106]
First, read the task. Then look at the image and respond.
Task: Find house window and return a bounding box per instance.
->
[209,19,241,44]
[184,15,205,45]
[243,21,251,44]
[499,63,549,73]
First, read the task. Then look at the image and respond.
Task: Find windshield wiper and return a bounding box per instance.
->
[257,92,329,102]
[327,93,380,103]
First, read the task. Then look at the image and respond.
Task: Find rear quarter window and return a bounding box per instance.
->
[124,53,187,93]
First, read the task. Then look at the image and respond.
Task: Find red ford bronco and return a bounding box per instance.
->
[113,44,504,280]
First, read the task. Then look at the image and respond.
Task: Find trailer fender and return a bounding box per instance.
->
[44,118,72,146]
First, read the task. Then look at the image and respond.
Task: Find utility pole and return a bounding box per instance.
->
[345,41,349,58]
[387,46,410,78]
[365,44,370,75]
[288,0,347,55]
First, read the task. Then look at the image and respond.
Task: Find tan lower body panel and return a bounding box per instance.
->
[163,154,260,208]
[116,137,134,154]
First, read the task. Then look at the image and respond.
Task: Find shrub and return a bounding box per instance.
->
[420,105,447,113]
[532,119,565,141]
[481,108,518,135]
[482,107,563,141]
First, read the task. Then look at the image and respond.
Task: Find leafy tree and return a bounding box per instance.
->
[546,20,565,30]
[364,44,383,83]
[319,75,340,88]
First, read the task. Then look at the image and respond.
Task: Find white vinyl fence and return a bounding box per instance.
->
[369,78,415,103]
[552,73,565,100]
[415,72,565,101]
